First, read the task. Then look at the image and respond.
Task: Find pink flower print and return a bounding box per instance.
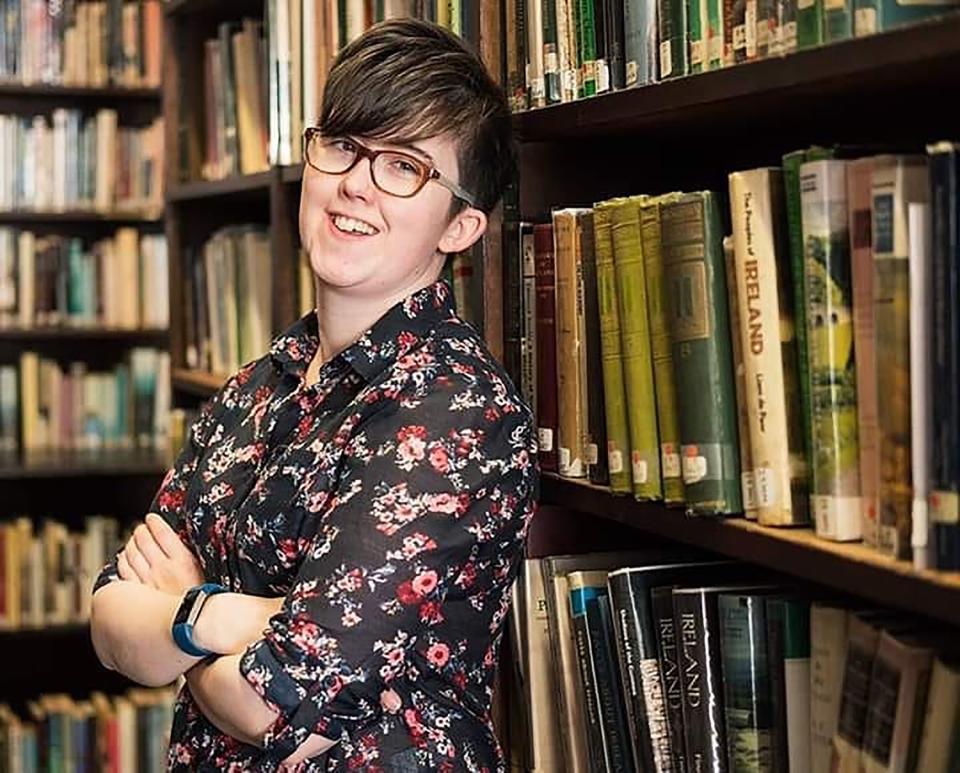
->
[419,600,444,625]
[411,569,439,597]
[385,647,404,667]
[426,492,459,514]
[429,444,451,474]
[289,619,322,657]
[396,425,427,468]
[396,580,420,605]
[426,642,450,668]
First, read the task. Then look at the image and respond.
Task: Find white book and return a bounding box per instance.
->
[276,0,292,165]
[95,109,117,213]
[908,202,933,570]
[809,602,849,773]
[301,0,317,130]
[52,109,68,212]
[17,231,35,328]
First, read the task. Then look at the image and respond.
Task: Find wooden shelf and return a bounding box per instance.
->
[0,449,168,479]
[0,83,161,101]
[280,164,304,184]
[0,210,162,225]
[0,326,168,342]
[172,367,227,397]
[540,474,960,626]
[164,0,260,16]
[166,171,273,203]
[514,14,960,142]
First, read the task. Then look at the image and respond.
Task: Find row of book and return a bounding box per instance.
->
[512,549,960,773]
[0,515,125,629]
[0,228,168,330]
[0,348,171,454]
[0,687,176,773]
[182,225,272,376]
[0,0,163,88]
[504,142,960,570]
[187,0,495,178]
[507,0,960,111]
[0,111,164,215]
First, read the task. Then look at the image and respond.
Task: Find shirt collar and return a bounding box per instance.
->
[269,279,457,382]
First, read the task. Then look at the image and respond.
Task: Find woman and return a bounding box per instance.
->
[90,18,538,772]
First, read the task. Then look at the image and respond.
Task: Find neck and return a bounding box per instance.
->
[308,264,444,378]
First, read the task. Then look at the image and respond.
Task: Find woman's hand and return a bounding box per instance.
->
[192,593,285,655]
[117,513,204,595]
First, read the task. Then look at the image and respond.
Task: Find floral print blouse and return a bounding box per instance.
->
[93,280,539,772]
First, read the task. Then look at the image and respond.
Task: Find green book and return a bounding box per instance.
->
[543,0,562,103]
[661,192,742,515]
[765,597,812,773]
[610,196,662,501]
[855,0,960,36]
[799,159,861,541]
[658,0,689,79]
[640,194,685,505]
[593,201,633,494]
[688,0,705,72]
[578,0,598,96]
[796,0,823,47]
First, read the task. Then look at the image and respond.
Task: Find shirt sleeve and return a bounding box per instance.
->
[238,376,537,758]
[91,390,220,594]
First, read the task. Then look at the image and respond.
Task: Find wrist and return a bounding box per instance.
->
[191,592,231,654]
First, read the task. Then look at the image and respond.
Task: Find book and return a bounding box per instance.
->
[766,596,811,773]
[915,657,960,772]
[799,159,862,541]
[534,222,560,473]
[661,192,742,515]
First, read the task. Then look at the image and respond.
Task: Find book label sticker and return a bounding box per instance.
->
[754,467,779,508]
[659,41,673,78]
[608,445,624,474]
[854,8,876,34]
[682,449,707,484]
[930,490,960,524]
[538,427,554,452]
[586,443,599,466]
[662,444,681,479]
[632,451,649,484]
[559,447,571,473]
[798,0,814,10]
[813,495,863,541]
[742,470,758,511]
[626,60,638,85]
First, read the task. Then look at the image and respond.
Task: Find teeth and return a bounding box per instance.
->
[333,215,377,235]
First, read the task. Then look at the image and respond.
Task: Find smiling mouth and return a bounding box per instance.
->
[331,213,380,236]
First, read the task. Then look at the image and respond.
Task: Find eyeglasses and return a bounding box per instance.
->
[302,128,477,207]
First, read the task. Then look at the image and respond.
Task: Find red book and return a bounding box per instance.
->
[534,223,558,473]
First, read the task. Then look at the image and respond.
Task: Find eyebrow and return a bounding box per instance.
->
[378,138,436,166]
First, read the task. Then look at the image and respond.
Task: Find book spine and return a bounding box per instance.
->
[577,0,597,96]
[534,223,559,473]
[823,0,853,40]
[571,585,613,773]
[609,571,674,771]
[764,599,791,771]
[688,0,704,72]
[641,196,685,505]
[606,0,626,89]
[525,0,545,107]
[592,0,610,93]
[653,585,688,773]
[927,143,960,570]
[796,0,822,46]
[706,0,724,68]
[502,208,523,391]
[799,159,862,541]
[554,210,588,478]
[579,212,610,486]
[910,205,933,571]
[593,202,633,493]
[611,197,662,500]
[832,615,881,770]
[729,168,809,526]
[872,159,928,561]
[718,594,774,771]
[809,603,849,773]
[542,0,561,103]
[505,0,528,111]
[782,599,812,773]
[661,193,742,514]
[594,594,638,772]
[675,590,727,773]
[777,0,798,53]
[554,0,575,102]
[847,158,881,548]
[723,234,758,520]
[520,223,538,420]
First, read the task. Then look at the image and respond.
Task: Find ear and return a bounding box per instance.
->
[437,206,488,255]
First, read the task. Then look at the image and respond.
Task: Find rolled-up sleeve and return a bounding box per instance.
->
[239,375,537,757]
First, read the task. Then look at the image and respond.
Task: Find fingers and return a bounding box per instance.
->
[133,524,167,567]
[123,536,153,586]
[118,550,145,584]
[145,513,187,559]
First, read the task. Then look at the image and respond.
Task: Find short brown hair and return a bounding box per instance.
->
[318,18,517,214]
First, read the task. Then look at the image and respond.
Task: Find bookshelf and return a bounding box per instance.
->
[0,21,169,731]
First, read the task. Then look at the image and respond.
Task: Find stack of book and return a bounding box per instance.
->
[1,347,171,455]
[0,0,162,88]
[513,550,960,772]
[0,686,176,772]
[0,515,125,629]
[506,0,960,110]
[0,111,164,216]
[0,228,168,330]
[505,142,960,569]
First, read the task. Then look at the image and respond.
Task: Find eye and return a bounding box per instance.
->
[387,156,421,178]
[330,138,356,154]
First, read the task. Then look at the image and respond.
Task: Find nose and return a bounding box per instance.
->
[339,156,375,201]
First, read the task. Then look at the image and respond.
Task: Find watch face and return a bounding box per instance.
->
[174,587,205,628]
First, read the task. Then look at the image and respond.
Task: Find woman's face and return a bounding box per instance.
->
[299,132,485,304]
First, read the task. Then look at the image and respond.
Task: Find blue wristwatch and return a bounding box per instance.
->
[171,582,227,657]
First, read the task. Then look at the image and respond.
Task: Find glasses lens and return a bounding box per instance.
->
[371,152,426,197]
[308,136,357,173]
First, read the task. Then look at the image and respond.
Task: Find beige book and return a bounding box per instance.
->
[95,110,117,212]
[290,0,303,163]
[553,209,589,478]
[116,694,137,773]
[729,168,805,525]
[915,658,960,773]
[233,28,270,174]
[521,559,565,770]
[115,227,141,328]
[17,230,35,328]
[847,157,881,547]
[19,352,39,452]
[723,234,758,518]
[810,602,849,773]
